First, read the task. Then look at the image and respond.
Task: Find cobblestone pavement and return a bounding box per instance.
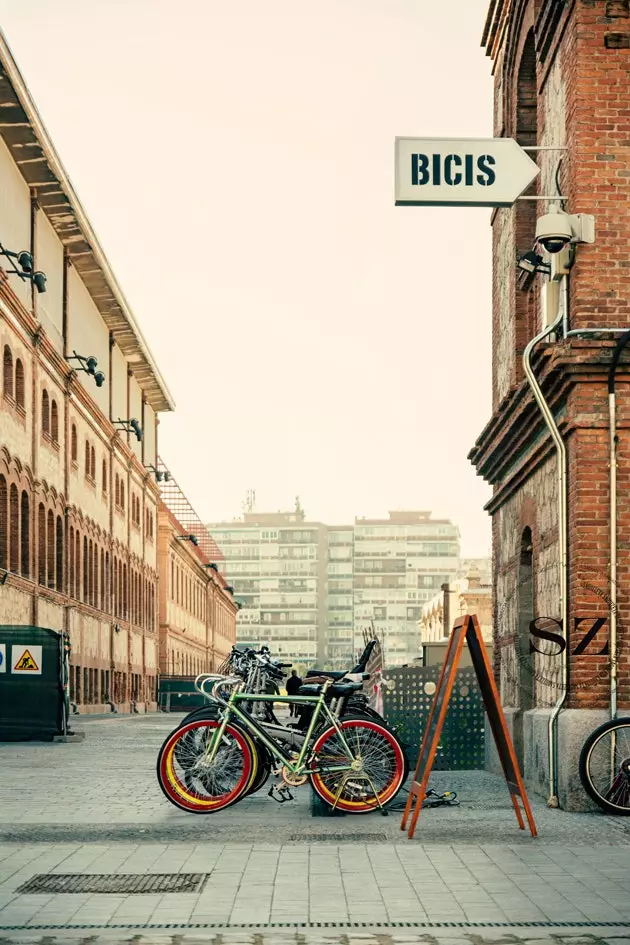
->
[1,716,629,941]
[0,716,628,845]
[0,929,629,945]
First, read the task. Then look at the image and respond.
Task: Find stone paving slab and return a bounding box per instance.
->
[0,716,628,846]
[0,842,629,930]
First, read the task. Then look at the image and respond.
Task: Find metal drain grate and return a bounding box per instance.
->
[16,873,207,895]
[288,833,388,842]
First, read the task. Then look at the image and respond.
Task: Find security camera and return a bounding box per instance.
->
[94,371,105,388]
[535,211,595,255]
[535,212,573,254]
[130,418,142,442]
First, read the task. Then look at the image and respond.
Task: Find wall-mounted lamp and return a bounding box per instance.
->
[114,623,121,633]
[114,418,142,442]
[203,562,219,572]
[145,464,170,483]
[177,534,199,547]
[0,242,47,293]
[67,351,106,388]
[224,584,234,594]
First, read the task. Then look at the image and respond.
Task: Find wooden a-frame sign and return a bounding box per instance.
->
[401,614,537,839]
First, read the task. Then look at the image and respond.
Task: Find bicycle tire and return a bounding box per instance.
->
[579,717,630,815]
[309,715,407,814]
[176,705,272,795]
[157,718,259,813]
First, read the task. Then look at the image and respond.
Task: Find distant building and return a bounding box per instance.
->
[209,507,460,671]
[208,507,328,673]
[157,466,237,676]
[420,565,493,648]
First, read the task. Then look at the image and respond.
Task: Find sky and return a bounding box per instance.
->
[0,0,494,557]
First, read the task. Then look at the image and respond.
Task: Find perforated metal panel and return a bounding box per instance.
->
[382,666,485,769]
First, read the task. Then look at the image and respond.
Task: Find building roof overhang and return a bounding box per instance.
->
[0,30,175,413]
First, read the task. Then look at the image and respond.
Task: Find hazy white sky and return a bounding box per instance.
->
[0,0,494,556]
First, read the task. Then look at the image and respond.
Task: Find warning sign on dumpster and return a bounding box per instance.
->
[0,643,5,673]
[11,645,42,674]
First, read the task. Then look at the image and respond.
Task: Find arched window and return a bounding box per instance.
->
[123,563,128,619]
[100,548,105,610]
[69,525,75,595]
[20,491,29,577]
[102,459,108,495]
[47,509,55,588]
[75,530,80,599]
[51,400,59,444]
[120,481,125,511]
[71,425,78,463]
[15,359,25,409]
[105,551,110,612]
[90,446,96,481]
[9,484,19,572]
[516,527,535,766]
[85,441,91,479]
[88,539,94,606]
[83,536,88,601]
[42,390,50,436]
[56,516,63,591]
[115,475,120,507]
[2,345,12,398]
[38,503,46,585]
[0,476,7,570]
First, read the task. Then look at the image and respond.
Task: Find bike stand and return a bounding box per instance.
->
[331,771,389,817]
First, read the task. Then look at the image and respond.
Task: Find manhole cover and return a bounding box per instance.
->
[288,833,387,842]
[16,873,207,895]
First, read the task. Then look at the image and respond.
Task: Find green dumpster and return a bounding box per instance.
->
[0,626,69,741]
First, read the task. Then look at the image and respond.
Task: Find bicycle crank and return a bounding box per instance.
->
[281,765,308,787]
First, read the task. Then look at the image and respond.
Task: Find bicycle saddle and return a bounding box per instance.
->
[305,669,347,681]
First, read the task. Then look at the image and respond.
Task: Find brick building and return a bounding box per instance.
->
[157,467,237,675]
[470,0,630,808]
[0,33,174,712]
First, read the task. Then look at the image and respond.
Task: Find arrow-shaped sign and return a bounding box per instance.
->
[395,137,540,208]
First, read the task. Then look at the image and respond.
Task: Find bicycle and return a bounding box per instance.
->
[157,673,407,815]
[173,644,409,798]
[579,716,630,815]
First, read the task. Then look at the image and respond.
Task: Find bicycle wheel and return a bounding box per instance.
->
[309,716,406,813]
[176,707,272,796]
[579,717,630,815]
[157,718,258,813]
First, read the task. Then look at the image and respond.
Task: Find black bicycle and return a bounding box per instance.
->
[579,716,630,815]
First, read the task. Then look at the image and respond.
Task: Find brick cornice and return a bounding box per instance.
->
[470,338,630,509]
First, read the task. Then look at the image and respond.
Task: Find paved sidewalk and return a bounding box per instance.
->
[0,841,629,930]
[0,716,628,845]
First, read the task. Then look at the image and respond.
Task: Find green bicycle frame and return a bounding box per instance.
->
[205,684,357,776]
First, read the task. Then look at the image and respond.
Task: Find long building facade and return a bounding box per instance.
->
[470,0,630,808]
[209,509,460,671]
[0,34,174,713]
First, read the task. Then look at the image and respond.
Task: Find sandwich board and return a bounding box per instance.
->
[401,613,537,839]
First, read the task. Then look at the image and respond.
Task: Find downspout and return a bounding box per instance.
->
[565,325,630,723]
[523,306,567,807]
[606,329,630,720]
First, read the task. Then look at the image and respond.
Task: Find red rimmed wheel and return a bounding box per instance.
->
[157,718,257,813]
[309,716,406,814]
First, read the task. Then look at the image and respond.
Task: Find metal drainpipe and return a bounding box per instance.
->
[523,308,568,807]
[564,326,630,722]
